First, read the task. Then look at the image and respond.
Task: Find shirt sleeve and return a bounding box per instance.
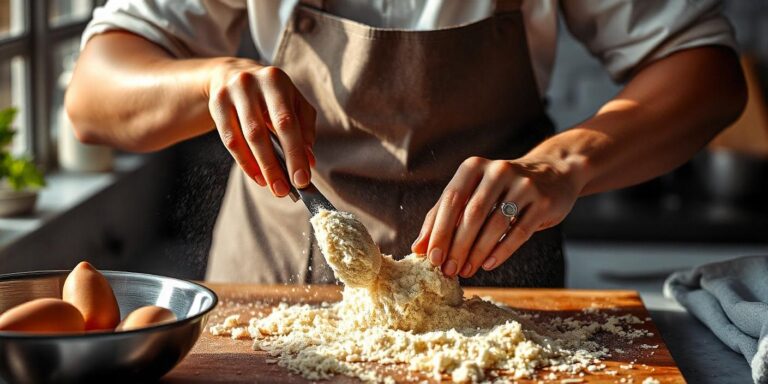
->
[560,0,739,82]
[82,0,248,58]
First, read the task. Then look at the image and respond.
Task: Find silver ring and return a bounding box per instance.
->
[499,201,519,219]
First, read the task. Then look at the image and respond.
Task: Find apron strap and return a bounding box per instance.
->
[494,0,523,14]
[299,0,325,10]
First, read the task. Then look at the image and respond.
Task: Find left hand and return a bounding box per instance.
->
[411,156,582,278]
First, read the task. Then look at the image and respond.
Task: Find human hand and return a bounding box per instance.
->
[206,59,316,197]
[411,156,584,278]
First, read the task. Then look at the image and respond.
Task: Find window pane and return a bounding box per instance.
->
[0,56,29,156]
[0,0,26,39]
[50,38,80,152]
[49,0,93,27]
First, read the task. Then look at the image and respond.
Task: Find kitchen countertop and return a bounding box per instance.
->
[1,241,762,383]
[647,296,751,384]
[566,241,768,384]
[170,241,764,383]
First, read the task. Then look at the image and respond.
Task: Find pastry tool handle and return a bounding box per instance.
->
[268,132,336,215]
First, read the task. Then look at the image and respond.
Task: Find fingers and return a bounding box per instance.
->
[259,67,311,189]
[460,200,528,278]
[445,164,508,277]
[460,177,534,278]
[208,90,265,186]
[209,64,316,197]
[425,157,486,274]
[480,205,539,272]
[229,74,290,197]
[306,146,316,167]
[297,93,317,167]
[296,92,317,147]
[411,206,437,255]
[414,157,577,278]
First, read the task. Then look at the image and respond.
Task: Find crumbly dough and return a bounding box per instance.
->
[336,254,517,332]
[310,210,382,288]
[246,299,571,382]
[254,209,566,380]
[209,314,250,340]
[311,209,513,332]
[209,209,656,383]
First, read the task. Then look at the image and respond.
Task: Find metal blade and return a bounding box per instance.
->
[295,183,336,215]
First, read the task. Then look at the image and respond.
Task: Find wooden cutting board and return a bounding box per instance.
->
[163,284,685,383]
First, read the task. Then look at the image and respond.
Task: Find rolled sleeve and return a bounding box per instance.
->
[561,0,738,82]
[82,0,248,58]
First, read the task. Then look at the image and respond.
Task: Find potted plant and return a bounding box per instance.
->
[0,107,45,216]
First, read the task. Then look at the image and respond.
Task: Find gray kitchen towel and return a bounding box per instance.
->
[664,255,768,384]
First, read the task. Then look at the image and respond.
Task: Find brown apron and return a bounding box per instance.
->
[207,0,565,287]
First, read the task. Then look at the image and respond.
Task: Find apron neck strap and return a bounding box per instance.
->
[299,0,325,10]
[494,0,523,14]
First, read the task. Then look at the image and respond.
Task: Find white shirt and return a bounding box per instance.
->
[83,0,737,96]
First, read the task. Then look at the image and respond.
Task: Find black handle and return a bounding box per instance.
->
[267,132,336,214]
[268,132,301,202]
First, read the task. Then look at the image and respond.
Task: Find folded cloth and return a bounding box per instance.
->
[664,255,768,384]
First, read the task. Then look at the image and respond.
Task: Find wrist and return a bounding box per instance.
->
[519,143,591,196]
[199,57,263,99]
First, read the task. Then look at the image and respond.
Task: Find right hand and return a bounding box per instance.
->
[206,58,316,197]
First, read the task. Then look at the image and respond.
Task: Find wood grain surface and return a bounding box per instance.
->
[163,284,686,383]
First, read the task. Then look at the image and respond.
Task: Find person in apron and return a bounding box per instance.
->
[209,0,565,287]
[67,1,745,286]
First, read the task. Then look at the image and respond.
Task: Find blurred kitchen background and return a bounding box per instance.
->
[0,0,766,294]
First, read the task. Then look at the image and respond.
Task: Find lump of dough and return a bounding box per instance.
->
[337,254,515,332]
[310,209,382,288]
[310,209,514,332]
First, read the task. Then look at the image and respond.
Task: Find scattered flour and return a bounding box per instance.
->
[209,209,656,383]
[209,314,250,340]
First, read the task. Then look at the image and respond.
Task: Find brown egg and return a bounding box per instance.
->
[62,261,120,331]
[0,298,85,333]
[116,306,177,331]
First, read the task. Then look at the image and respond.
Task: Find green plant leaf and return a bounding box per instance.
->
[0,107,18,148]
[2,156,45,191]
[0,153,9,179]
[0,107,17,128]
[0,107,45,191]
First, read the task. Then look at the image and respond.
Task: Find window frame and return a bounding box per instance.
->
[0,0,103,169]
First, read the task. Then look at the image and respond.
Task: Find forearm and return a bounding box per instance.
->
[522,46,747,196]
[65,31,258,152]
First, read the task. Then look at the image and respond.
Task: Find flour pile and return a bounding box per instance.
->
[209,209,653,383]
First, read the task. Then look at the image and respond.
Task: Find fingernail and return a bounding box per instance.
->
[482,257,497,270]
[254,174,266,186]
[443,259,457,276]
[460,263,472,277]
[293,169,309,187]
[428,248,443,265]
[272,179,289,196]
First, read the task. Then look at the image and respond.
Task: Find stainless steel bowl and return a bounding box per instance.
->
[0,270,218,384]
